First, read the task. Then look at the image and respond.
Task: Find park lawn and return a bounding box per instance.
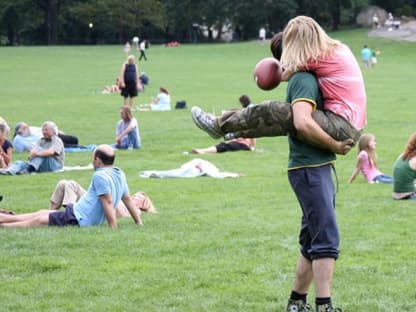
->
[0,29,416,311]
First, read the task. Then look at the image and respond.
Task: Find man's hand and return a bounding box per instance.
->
[330,139,354,155]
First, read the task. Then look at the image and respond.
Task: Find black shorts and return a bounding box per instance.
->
[216,141,250,153]
[121,82,138,98]
[49,204,79,227]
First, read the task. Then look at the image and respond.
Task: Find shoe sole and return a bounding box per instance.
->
[191,107,222,139]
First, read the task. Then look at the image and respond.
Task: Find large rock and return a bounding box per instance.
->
[356,6,388,27]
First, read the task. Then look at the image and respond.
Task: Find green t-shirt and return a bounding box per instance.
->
[286,72,336,169]
[393,156,416,193]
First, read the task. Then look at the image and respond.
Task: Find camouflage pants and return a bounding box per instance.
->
[216,100,361,143]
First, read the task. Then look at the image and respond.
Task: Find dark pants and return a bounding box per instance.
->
[216,141,251,153]
[58,134,79,147]
[217,101,361,144]
[288,165,339,260]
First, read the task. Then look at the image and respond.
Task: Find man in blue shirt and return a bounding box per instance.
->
[0,144,142,228]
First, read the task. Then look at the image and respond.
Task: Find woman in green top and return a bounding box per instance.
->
[392,133,416,199]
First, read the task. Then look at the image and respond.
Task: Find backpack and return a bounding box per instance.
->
[175,101,187,109]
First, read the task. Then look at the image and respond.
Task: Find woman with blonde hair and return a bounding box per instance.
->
[281,15,367,133]
[392,133,416,199]
[348,133,393,184]
[192,16,366,152]
[113,106,141,149]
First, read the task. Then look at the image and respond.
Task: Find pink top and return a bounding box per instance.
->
[358,150,382,182]
[306,44,367,130]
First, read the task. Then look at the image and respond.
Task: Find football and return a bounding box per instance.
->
[253,57,282,91]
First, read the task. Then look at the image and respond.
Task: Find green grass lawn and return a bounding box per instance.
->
[0,29,416,311]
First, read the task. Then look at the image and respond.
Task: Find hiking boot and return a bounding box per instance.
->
[286,299,313,312]
[316,303,343,312]
[191,106,222,139]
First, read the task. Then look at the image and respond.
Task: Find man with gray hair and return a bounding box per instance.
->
[0,121,64,175]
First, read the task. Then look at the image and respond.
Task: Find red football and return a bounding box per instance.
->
[253,57,282,91]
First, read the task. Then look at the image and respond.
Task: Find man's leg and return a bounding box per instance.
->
[35,157,63,173]
[50,180,85,209]
[0,209,52,227]
[219,100,296,138]
[293,255,314,294]
[191,100,295,139]
[286,255,314,311]
[313,258,335,298]
[192,102,360,144]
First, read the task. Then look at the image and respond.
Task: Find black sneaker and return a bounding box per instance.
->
[316,303,343,312]
[191,106,222,139]
[286,299,313,312]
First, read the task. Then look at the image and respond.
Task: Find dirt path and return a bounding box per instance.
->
[369,20,416,42]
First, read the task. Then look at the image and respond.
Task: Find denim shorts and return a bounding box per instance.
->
[49,204,79,227]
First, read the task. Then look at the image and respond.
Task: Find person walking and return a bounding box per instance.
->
[139,40,147,61]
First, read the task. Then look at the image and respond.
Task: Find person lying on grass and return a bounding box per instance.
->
[49,179,157,215]
[0,144,142,228]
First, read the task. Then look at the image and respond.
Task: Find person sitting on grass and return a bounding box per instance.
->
[348,133,393,184]
[392,133,416,200]
[138,87,171,111]
[102,77,120,94]
[112,106,141,150]
[13,121,79,152]
[0,145,142,228]
[0,121,64,175]
[191,18,366,154]
[49,179,157,215]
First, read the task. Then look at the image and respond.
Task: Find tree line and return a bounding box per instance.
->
[0,0,415,46]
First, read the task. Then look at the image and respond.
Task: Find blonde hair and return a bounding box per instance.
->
[358,133,377,168]
[134,192,157,213]
[281,16,340,72]
[127,55,135,64]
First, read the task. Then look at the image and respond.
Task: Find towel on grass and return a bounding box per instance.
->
[139,158,240,179]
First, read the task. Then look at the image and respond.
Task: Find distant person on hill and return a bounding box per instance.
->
[112,106,141,149]
[348,133,393,184]
[392,133,416,199]
[361,45,372,69]
[139,40,147,61]
[138,87,171,111]
[119,55,142,108]
[0,145,142,228]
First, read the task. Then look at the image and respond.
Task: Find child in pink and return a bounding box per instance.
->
[348,133,393,184]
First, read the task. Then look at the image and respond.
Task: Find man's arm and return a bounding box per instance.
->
[29,147,56,160]
[99,193,118,228]
[292,101,353,155]
[121,194,143,225]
